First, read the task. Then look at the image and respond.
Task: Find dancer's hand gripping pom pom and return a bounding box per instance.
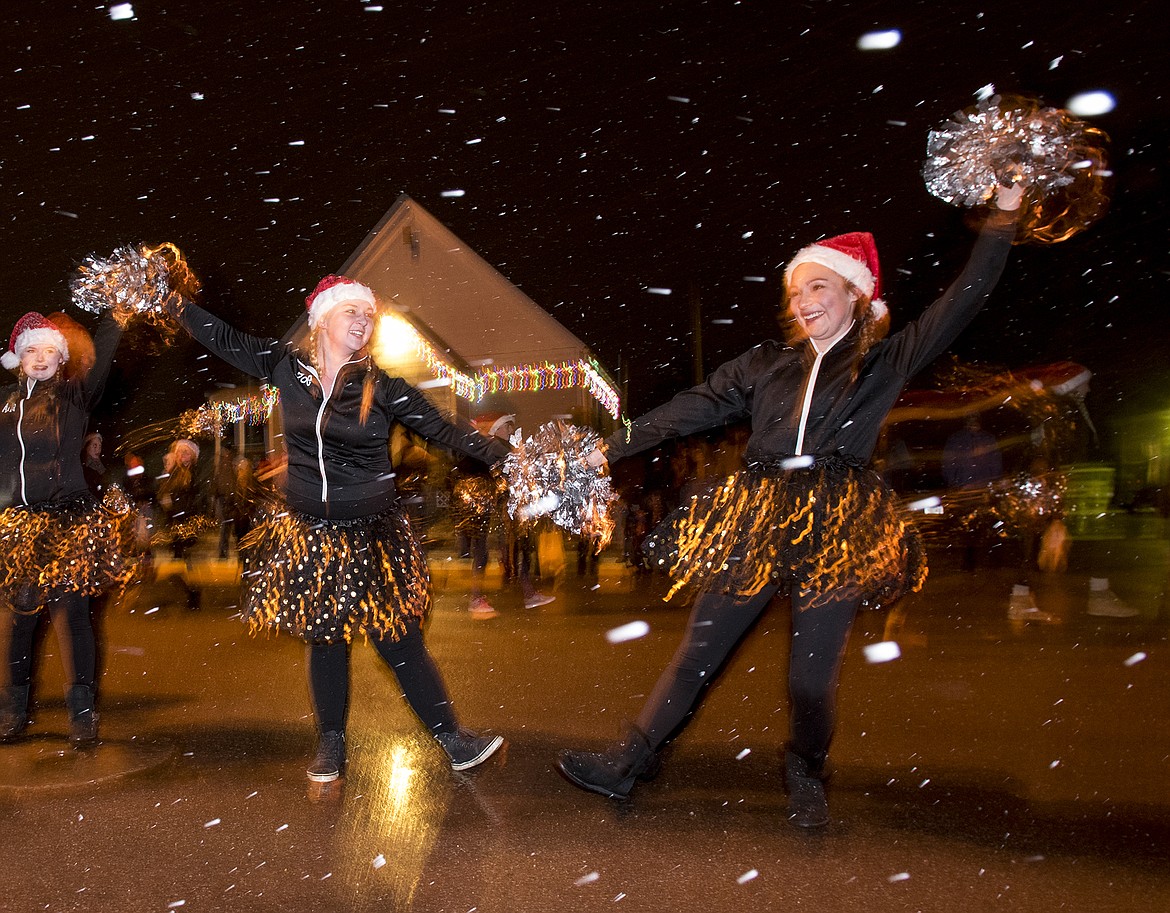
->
[500,422,617,550]
[70,242,200,333]
[924,93,1110,244]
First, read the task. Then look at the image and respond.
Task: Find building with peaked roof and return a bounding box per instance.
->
[339,194,621,436]
[202,196,621,477]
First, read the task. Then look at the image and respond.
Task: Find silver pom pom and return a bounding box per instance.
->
[924,95,1103,206]
[501,422,617,549]
[70,242,199,330]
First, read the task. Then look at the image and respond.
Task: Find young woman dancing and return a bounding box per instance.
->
[174,275,509,781]
[558,184,1024,827]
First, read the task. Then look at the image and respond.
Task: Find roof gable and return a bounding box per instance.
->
[340,194,590,368]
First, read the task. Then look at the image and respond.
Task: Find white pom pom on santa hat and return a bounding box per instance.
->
[2,312,69,371]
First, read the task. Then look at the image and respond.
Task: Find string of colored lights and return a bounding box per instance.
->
[200,342,622,429]
[473,359,621,418]
[186,385,282,434]
[405,326,622,418]
[210,385,281,425]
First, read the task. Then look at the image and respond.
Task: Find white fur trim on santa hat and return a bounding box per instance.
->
[1051,367,1092,396]
[307,280,376,328]
[2,326,70,371]
[784,247,876,299]
[488,414,516,438]
[174,439,200,460]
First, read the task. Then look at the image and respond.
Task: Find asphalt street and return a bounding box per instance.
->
[2,530,1168,913]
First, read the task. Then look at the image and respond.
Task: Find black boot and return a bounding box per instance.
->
[785,749,828,828]
[307,730,346,782]
[0,684,30,742]
[65,684,99,745]
[557,725,659,800]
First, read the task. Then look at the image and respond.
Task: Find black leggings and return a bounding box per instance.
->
[308,618,458,736]
[635,585,859,769]
[6,591,96,689]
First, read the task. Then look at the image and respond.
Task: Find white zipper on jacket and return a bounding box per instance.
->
[793,321,853,457]
[302,357,363,504]
[15,379,35,504]
[793,351,822,457]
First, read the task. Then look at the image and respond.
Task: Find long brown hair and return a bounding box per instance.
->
[308,324,379,425]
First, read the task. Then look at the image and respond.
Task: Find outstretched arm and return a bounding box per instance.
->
[175,299,286,380]
[386,376,511,466]
[601,344,762,463]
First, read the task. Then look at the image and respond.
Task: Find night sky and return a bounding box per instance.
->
[1,0,1165,446]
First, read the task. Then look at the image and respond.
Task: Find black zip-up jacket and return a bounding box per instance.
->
[0,314,121,507]
[606,215,1017,467]
[177,301,509,521]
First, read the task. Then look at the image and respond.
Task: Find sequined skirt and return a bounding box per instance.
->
[240,504,430,644]
[0,487,138,612]
[643,458,926,609]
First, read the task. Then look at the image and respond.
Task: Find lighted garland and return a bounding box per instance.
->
[177,386,281,439]
[210,385,280,425]
[412,339,480,400]
[397,321,621,417]
[473,359,621,418]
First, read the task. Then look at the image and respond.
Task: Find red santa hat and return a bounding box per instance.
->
[784,231,887,321]
[473,411,517,439]
[305,274,376,328]
[2,312,70,371]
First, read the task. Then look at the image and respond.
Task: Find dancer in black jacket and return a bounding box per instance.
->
[175,275,508,781]
[558,184,1024,827]
[0,311,126,744]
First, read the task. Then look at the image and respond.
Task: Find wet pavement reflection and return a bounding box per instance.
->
[2,536,1169,912]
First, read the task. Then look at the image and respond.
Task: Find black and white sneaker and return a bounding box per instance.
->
[307,730,346,782]
[436,729,505,771]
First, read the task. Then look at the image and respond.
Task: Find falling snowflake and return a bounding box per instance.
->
[606,620,650,644]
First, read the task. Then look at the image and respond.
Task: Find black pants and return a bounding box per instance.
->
[6,591,96,689]
[635,585,859,770]
[308,618,458,736]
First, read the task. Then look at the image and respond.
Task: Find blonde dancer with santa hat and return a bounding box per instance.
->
[170,274,508,782]
[558,183,1026,828]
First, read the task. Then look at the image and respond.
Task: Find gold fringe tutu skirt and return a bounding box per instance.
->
[0,487,138,612]
[240,505,430,644]
[643,457,926,609]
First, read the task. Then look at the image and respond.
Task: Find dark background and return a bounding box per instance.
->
[0,0,1165,443]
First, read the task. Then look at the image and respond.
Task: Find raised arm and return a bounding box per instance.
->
[78,312,124,409]
[176,299,287,380]
[885,185,1024,378]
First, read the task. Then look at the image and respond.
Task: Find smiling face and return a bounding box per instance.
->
[175,445,196,468]
[786,262,859,345]
[321,298,377,356]
[19,343,65,381]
